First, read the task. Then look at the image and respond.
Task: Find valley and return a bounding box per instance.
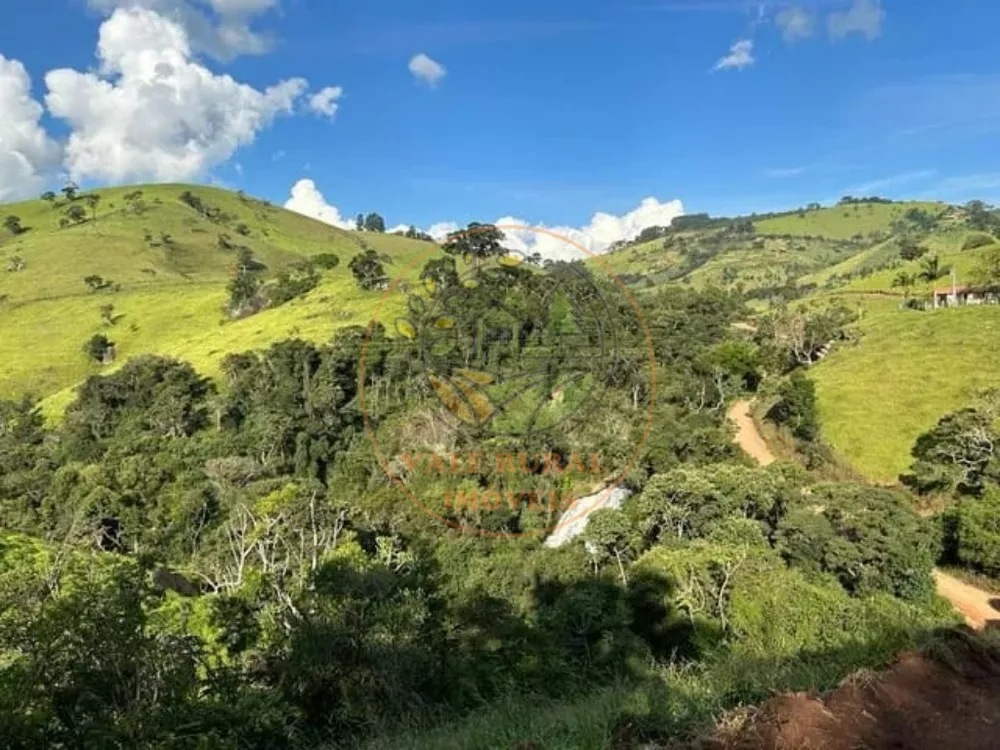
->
[3,184,1000,749]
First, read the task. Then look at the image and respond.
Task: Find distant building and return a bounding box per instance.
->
[932,283,1000,309]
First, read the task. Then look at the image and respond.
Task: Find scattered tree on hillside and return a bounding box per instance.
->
[61,182,79,201]
[891,271,918,299]
[267,261,320,307]
[635,226,670,244]
[40,191,56,204]
[962,232,996,252]
[965,200,1000,233]
[905,207,938,231]
[764,304,853,368]
[3,215,25,235]
[84,194,101,225]
[903,408,1000,496]
[363,213,386,233]
[84,275,114,292]
[404,226,434,242]
[235,223,251,237]
[227,269,264,318]
[235,248,266,273]
[65,205,87,224]
[442,222,506,266]
[974,246,1000,287]
[312,253,340,270]
[918,253,948,283]
[348,249,388,290]
[355,213,364,231]
[898,237,928,261]
[767,371,819,442]
[949,488,1000,577]
[84,333,115,363]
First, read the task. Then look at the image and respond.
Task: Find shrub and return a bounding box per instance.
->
[899,239,928,261]
[903,408,1000,496]
[84,334,114,363]
[312,253,340,270]
[962,232,996,251]
[952,489,1000,577]
[776,484,938,600]
[348,250,388,290]
[266,262,319,307]
[768,372,819,442]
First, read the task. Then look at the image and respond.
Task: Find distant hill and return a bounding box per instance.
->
[0,184,438,409]
[597,197,1000,482]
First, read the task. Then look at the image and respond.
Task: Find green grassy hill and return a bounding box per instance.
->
[4,185,999,482]
[754,201,945,239]
[0,184,439,408]
[596,198,1000,483]
[811,299,1000,482]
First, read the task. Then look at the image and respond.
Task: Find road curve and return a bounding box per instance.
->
[727,399,999,630]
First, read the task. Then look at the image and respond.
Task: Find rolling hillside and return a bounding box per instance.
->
[597,198,1000,482]
[811,298,1000,481]
[0,184,439,408]
[4,186,1000,482]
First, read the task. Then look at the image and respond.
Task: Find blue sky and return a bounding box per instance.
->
[2,0,1000,247]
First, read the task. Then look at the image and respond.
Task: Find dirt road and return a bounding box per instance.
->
[727,400,999,630]
[727,400,775,466]
[933,570,1000,629]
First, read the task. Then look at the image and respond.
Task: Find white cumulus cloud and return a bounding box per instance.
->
[776,6,815,42]
[0,56,62,202]
[308,86,344,120]
[427,221,461,240]
[87,0,277,60]
[409,53,447,87]
[492,198,686,261]
[44,7,308,184]
[828,0,885,41]
[714,40,755,71]
[280,180,684,261]
[284,179,354,229]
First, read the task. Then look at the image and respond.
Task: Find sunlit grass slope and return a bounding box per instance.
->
[754,201,945,239]
[0,184,439,404]
[812,299,1000,482]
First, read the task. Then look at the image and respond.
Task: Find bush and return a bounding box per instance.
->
[348,250,388,290]
[266,262,319,306]
[899,239,928,261]
[776,484,938,600]
[903,408,1000,496]
[312,253,340,270]
[768,372,818,442]
[84,334,114,363]
[962,233,996,251]
[952,489,1000,576]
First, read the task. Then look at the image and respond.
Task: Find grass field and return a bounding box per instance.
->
[812,299,1000,482]
[0,184,442,407]
[754,201,945,239]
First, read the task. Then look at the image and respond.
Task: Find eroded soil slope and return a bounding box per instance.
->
[694,630,1000,750]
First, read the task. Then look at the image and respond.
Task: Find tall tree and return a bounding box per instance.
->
[363,213,386,233]
[348,250,388,290]
[442,222,506,266]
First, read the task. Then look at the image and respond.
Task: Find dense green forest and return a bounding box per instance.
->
[0,238,973,749]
